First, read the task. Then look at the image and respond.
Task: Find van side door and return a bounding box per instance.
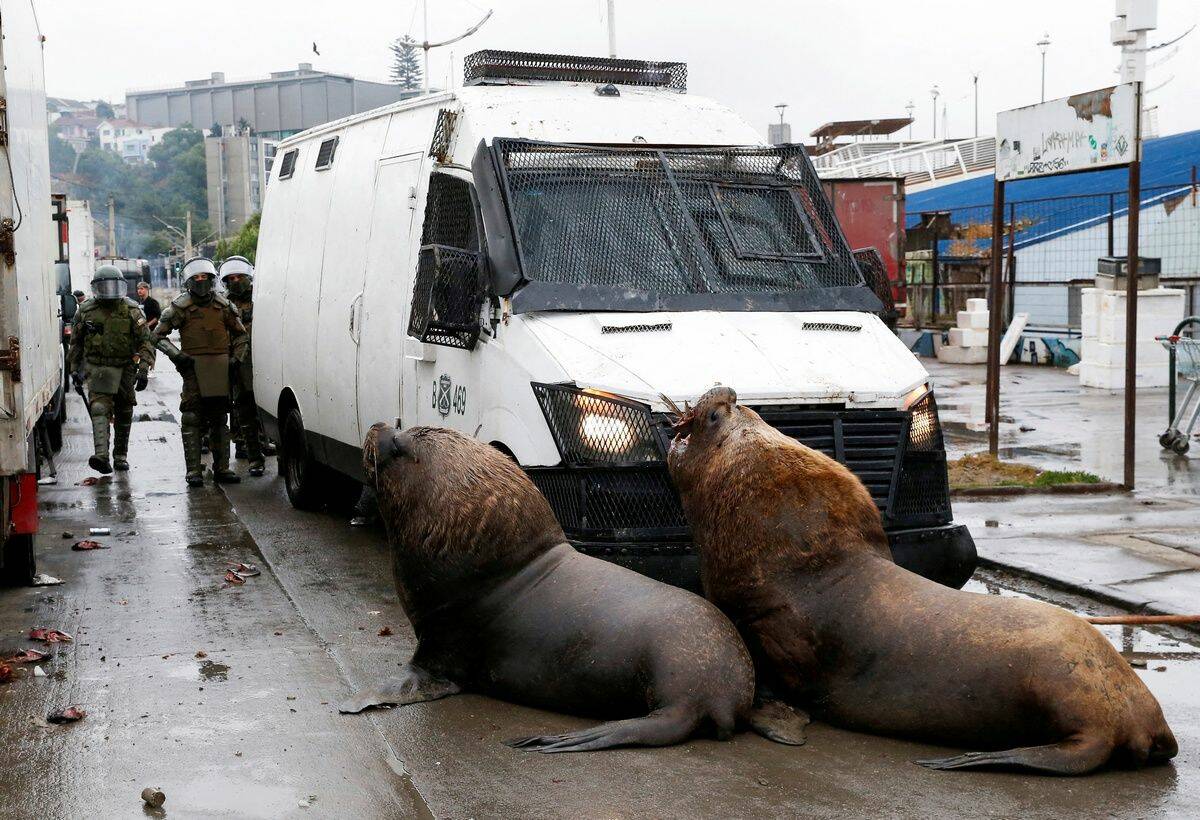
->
[357,153,425,437]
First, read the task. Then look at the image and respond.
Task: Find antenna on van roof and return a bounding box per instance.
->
[418,1,493,95]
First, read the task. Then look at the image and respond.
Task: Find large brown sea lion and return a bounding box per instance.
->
[340,423,807,752]
[666,386,1178,774]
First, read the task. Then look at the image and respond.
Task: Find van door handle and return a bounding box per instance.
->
[349,291,364,343]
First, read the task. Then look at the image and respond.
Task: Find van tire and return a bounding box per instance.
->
[280,408,325,511]
[1,534,36,587]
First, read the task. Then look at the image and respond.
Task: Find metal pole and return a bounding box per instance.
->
[930,220,940,321]
[422,0,430,94]
[973,73,979,138]
[1006,201,1017,324]
[1122,81,1143,491]
[1107,192,1115,257]
[987,179,1006,455]
[1041,51,1046,102]
[606,0,617,58]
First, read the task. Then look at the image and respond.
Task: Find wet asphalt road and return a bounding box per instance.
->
[2,370,1198,818]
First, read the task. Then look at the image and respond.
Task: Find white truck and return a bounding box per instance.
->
[254,51,976,588]
[0,0,60,584]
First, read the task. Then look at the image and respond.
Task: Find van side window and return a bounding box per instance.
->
[408,173,487,350]
[278,149,298,180]
[421,173,479,251]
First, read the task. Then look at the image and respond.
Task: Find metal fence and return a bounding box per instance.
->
[906,174,1200,330]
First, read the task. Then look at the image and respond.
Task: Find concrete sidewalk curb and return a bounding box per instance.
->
[977,554,1200,634]
[952,482,1125,498]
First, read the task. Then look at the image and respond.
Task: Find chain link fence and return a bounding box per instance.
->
[906,176,1200,332]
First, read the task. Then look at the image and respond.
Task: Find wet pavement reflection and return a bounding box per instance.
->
[0,370,1196,818]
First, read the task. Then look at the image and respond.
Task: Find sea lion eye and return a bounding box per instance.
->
[709,409,720,424]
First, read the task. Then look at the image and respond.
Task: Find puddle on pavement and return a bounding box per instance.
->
[965,573,1200,664]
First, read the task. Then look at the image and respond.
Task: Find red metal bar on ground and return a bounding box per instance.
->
[1086,614,1200,625]
[986,179,1005,454]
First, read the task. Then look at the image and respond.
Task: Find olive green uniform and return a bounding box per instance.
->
[67,297,155,469]
[227,294,264,468]
[153,292,248,481]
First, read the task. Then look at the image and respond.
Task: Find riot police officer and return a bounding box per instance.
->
[68,265,155,474]
[153,258,249,487]
[218,256,266,477]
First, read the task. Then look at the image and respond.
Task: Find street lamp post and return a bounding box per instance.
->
[930,85,940,139]
[905,100,915,139]
[1037,32,1051,102]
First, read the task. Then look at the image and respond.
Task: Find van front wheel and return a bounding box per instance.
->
[280,408,324,511]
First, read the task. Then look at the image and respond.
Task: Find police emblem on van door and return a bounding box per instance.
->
[435,374,453,418]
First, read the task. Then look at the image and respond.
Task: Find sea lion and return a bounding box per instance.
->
[340,423,807,753]
[667,386,1178,774]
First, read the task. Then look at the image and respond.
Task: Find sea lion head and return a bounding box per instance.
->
[667,385,747,492]
[361,423,567,626]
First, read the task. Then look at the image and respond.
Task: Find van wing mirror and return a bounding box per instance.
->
[54,261,72,296]
[408,245,486,350]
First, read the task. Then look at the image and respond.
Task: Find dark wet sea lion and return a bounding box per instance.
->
[340,423,807,752]
[667,386,1178,774]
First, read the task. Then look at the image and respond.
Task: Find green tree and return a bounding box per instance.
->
[96,100,115,120]
[49,131,76,174]
[389,35,422,89]
[210,122,223,137]
[216,212,260,264]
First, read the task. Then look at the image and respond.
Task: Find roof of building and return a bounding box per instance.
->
[906,129,1200,249]
[126,64,394,97]
[810,118,913,139]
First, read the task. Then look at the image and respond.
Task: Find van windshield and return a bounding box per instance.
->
[488,140,873,313]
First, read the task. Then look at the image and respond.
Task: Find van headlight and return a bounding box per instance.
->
[904,385,943,452]
[532,383,662,465]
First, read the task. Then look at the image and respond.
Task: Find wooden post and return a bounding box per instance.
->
[987,179,1006,455]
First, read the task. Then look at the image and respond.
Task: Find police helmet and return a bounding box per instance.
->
[91,264,126,301]
[181,257,218,300]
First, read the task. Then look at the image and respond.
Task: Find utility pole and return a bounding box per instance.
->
[905,100,915,139]
[107,197,117,256]
[185,209,193,259]
[972,72,979,137]
[930,85,940,139]
[606,0,617,58]
[1037,32,1051,102]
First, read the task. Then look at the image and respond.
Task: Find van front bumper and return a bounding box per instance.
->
[568,523,977,592]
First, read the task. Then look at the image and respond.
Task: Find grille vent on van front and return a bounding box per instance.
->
[315,137,339,170]
[429,109,458,163]
[278,149,298,180]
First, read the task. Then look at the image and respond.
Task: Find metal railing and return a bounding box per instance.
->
[814,136,996,187]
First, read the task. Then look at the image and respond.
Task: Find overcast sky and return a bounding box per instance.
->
[38,0,1200,140]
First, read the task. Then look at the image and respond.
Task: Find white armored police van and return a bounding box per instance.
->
[254,51,976,587]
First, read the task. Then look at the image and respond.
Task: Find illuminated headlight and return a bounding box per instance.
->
[904,385,943,452]
[532,383,661,465]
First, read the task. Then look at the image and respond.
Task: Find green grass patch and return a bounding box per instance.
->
[949,452,1101,490]
[1032,469,1102,487]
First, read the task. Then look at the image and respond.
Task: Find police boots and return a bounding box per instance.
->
[112,410,132,472]
[181,412,204,487]
[210,421,241,485]
[87,405,113,475]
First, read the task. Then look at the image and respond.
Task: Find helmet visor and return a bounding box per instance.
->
[92,278,126,300]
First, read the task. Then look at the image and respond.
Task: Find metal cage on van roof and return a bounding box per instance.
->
[463,50,687,92]
[476,139,875,314]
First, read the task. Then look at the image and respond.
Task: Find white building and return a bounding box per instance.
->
[96,119,171,163]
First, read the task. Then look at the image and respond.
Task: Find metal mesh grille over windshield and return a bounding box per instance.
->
[464,50,687,91]
[493,140,864,297]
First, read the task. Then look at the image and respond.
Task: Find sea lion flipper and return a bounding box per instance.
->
[915,735,1112,774]
[746,699,810,746]
[338,663,460,715]
[505,705,701,753]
